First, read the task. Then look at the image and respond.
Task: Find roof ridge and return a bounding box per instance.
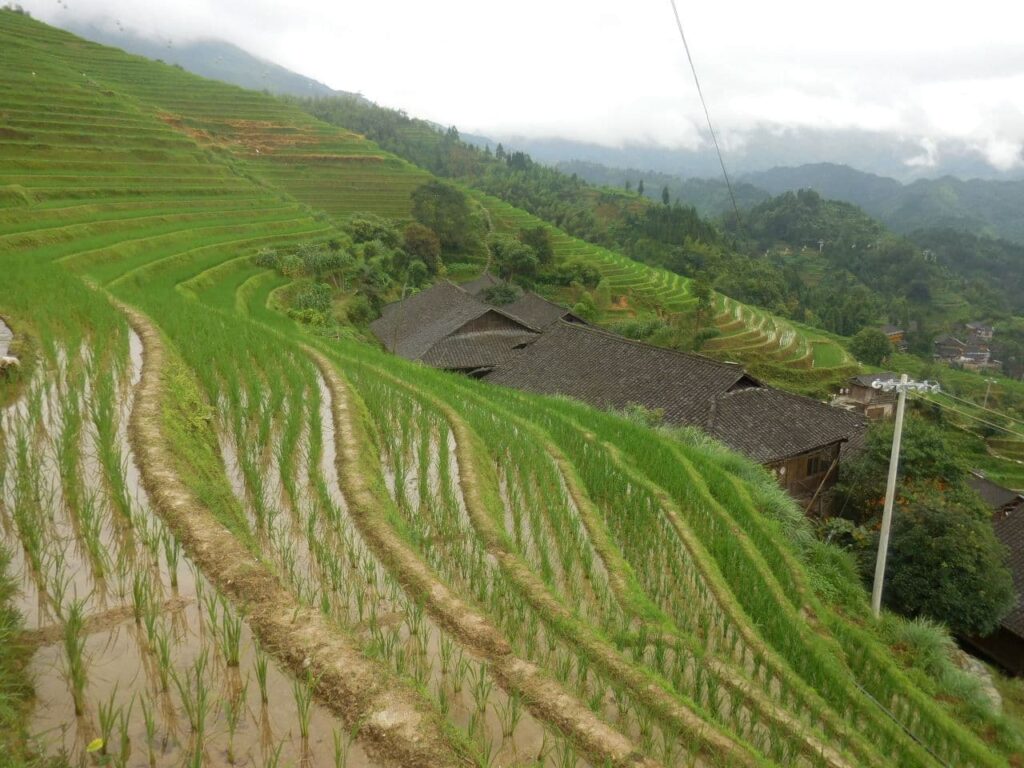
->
[549,319,746,373]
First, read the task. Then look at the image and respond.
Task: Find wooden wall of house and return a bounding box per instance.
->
[963,629,1024,677]
[766,441,843,514]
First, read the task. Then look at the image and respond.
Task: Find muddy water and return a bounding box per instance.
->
[0,335,379,768]
[217,369,567,766]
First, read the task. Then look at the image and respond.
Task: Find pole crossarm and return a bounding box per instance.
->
[871,378,941,394]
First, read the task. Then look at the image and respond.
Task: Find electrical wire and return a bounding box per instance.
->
[929,387,1024,429]
[916,394,1024,442]
[667,0,743,230]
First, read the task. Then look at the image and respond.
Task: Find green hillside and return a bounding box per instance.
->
[0,11,1020,768]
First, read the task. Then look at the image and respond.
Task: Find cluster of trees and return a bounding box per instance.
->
[254,208,454,326]
[831,415,1015,636]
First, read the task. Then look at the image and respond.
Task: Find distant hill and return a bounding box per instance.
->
[555,160,769,218]
[58,20,353,99]
[746,163,1024,245]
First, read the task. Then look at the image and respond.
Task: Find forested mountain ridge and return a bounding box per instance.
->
[746,163,1024,245]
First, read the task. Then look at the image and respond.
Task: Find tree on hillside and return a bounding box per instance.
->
[849,327,893,365]
[691,278,713,334]
[662,186,670,206]
[879,503,1014,636]
[402,223,442,273]
[834,414,1014,635]
[517,225,553,265]
[411,180,475,253]
[486,233,538,284]
[344,213,401,248]
[637,179,644,197]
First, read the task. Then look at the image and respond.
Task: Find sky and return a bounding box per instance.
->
[19,0,1024,170]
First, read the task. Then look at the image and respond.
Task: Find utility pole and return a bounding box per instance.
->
[869,375,941,618]
[983,377,997,409]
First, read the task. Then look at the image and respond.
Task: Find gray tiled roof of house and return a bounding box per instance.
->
[460,272,503,297]
[966,472,1024,637]
[993,505,1024,637]
[706,387,867,464]
[502,291,579,329]
[420,329,537,371]
[851,372,897,388]
[484,321,755,425]
[370,281,533,360]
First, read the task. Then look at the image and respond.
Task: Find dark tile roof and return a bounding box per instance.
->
[966,321,993,332]
[484,321,754,425]
[502,291,579,329]
[880,324,904,335]
[460,273,579,329]
[460,272,503,297]
[965,472,1024,637]
[420,329,537,371]
[934,334,965,346]
[850,372,897,388]
[968,472,1024,513]
[992,505,1024,637]
[370,281,534,361]
[706,387,867,464]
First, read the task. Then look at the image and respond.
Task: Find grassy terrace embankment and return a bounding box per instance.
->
[472,191,856,393]
[0,11,1019,768]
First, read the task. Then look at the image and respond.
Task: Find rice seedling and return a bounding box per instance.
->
[63,598,88,716]
[254,648,269,704]
[294,670,315,740]
[220,603,243,667]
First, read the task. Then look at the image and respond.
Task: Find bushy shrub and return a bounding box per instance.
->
[292,282,333,314]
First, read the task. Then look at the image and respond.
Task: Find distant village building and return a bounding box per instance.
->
[963,471,1024,676]
[933,322,1000,371]
[832,372,898,421]
[965,321,994,343]
[373,280,866,513]
[879,324,908,352]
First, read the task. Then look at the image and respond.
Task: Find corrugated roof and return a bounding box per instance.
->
[706,387,866,463]
[485,321,752,425]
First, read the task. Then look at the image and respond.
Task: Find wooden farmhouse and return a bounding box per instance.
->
[370,279,581,376]
[485,322,865,513]
[880,324,908,352]
[373,277,866,511]
[833,372,899,421]
[963,472,1024,676]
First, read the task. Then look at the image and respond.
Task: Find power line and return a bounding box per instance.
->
[929,388,1024,429]
[667,0,743,230]
[917,394,1024,442]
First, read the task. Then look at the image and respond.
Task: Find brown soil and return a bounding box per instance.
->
[308,348,658,768]
[121,306,473,768]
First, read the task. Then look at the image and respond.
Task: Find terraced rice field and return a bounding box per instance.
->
[0,12,1014,768]
[471,192,855,378]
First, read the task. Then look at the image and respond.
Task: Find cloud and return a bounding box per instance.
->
[19,0,1024,171]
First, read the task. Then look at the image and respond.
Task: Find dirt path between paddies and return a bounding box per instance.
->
[121,306,475,768]
[439,385,861,768]
[309,348,658,768]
